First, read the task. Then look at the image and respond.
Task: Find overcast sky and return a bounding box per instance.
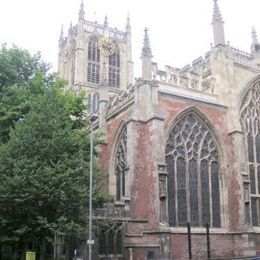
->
[0,0,260,76]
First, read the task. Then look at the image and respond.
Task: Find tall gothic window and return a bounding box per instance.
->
[87,38,100,84]
[109,48,120,88]
[115,126,127,201]
[165,112,221,227]
[240,81,260,226]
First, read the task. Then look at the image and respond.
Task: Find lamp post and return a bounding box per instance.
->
[87,113,98,260]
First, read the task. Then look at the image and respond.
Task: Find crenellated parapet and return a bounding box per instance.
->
[84,20,127,41]
[229,46,256,68]
[151,51,215,94]
[59,21,127,51]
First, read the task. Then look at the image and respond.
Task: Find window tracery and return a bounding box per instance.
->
[115,126,127,201]
[87,38,100,84]
[165,112,221,227]
[240,81,260,226]
[98,222,124,257]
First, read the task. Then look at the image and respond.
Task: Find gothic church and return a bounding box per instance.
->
[58,0,260,259]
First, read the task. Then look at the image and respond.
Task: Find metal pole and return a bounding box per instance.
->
[206,223,211,259]
[88,121,93,260]
[187,222,192,259]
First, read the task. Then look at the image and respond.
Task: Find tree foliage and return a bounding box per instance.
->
[0,44,50,144]
[0,45,108,258]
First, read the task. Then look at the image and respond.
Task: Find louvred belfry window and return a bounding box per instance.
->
[240,81,260,226]
[109,48,120,88]
[115,126,127,201]
[87,38,100,84]
[165,112,221,227]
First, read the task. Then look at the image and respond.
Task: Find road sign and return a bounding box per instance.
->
[26,251,35,260]
[87,239,94,245]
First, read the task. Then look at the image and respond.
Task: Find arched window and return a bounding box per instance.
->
[98,223,124,257]
[109,48,120,88]
[115,126,127,201]
[240,81,260,226]
[87,38,100,84]
[165,112,221,227]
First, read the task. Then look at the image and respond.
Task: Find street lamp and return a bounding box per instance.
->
[87,113,98,260]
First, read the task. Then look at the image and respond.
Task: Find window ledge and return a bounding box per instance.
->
[160,227,229,234]
[98,254,123,259]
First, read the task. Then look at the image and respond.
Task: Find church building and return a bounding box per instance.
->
[58,0,260,259]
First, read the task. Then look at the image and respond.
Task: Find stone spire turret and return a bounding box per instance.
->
[141,28,153,59]
[68,22,73,39]
[59,25,64,46]
[212,0,225,46]
[78,0,85,22]
[251,27,260,57]
[104,15,108,28]
[126,12,131,34]
[141,28,153,80]
[252,27,258,44]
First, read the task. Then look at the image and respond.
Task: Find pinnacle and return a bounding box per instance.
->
[79,0,85,21]
[104,15,108,27]
[141,28,153,59]
[126,12,131,32]
[252,26,258,44]
[213,0,223,24]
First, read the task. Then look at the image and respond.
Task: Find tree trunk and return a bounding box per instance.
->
[39,239,46,260]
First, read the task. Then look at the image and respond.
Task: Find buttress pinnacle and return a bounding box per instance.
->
[79,0,85,21]
[212,0,225,46]
[141,28,153,59]
[212,0,223,24]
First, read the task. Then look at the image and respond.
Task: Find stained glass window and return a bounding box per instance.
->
[165,112,221,227]
[240,81,260,226]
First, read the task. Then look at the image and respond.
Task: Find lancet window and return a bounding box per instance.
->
[109,48,120,88]
[240,81,260,226]
[115,126,127,201]
[165,112,221,227]
[87,38,100,84]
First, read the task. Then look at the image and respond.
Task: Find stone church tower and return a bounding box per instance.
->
[58,0,133,114]
[58,0,260,259]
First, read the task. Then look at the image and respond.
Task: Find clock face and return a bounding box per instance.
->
[98,37,115,57]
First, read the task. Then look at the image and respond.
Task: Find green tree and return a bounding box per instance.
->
[0,46,108,259]
[0,45,49,144]
[0,44,49,91]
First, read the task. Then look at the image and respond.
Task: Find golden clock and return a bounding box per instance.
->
[98,37,115,56]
